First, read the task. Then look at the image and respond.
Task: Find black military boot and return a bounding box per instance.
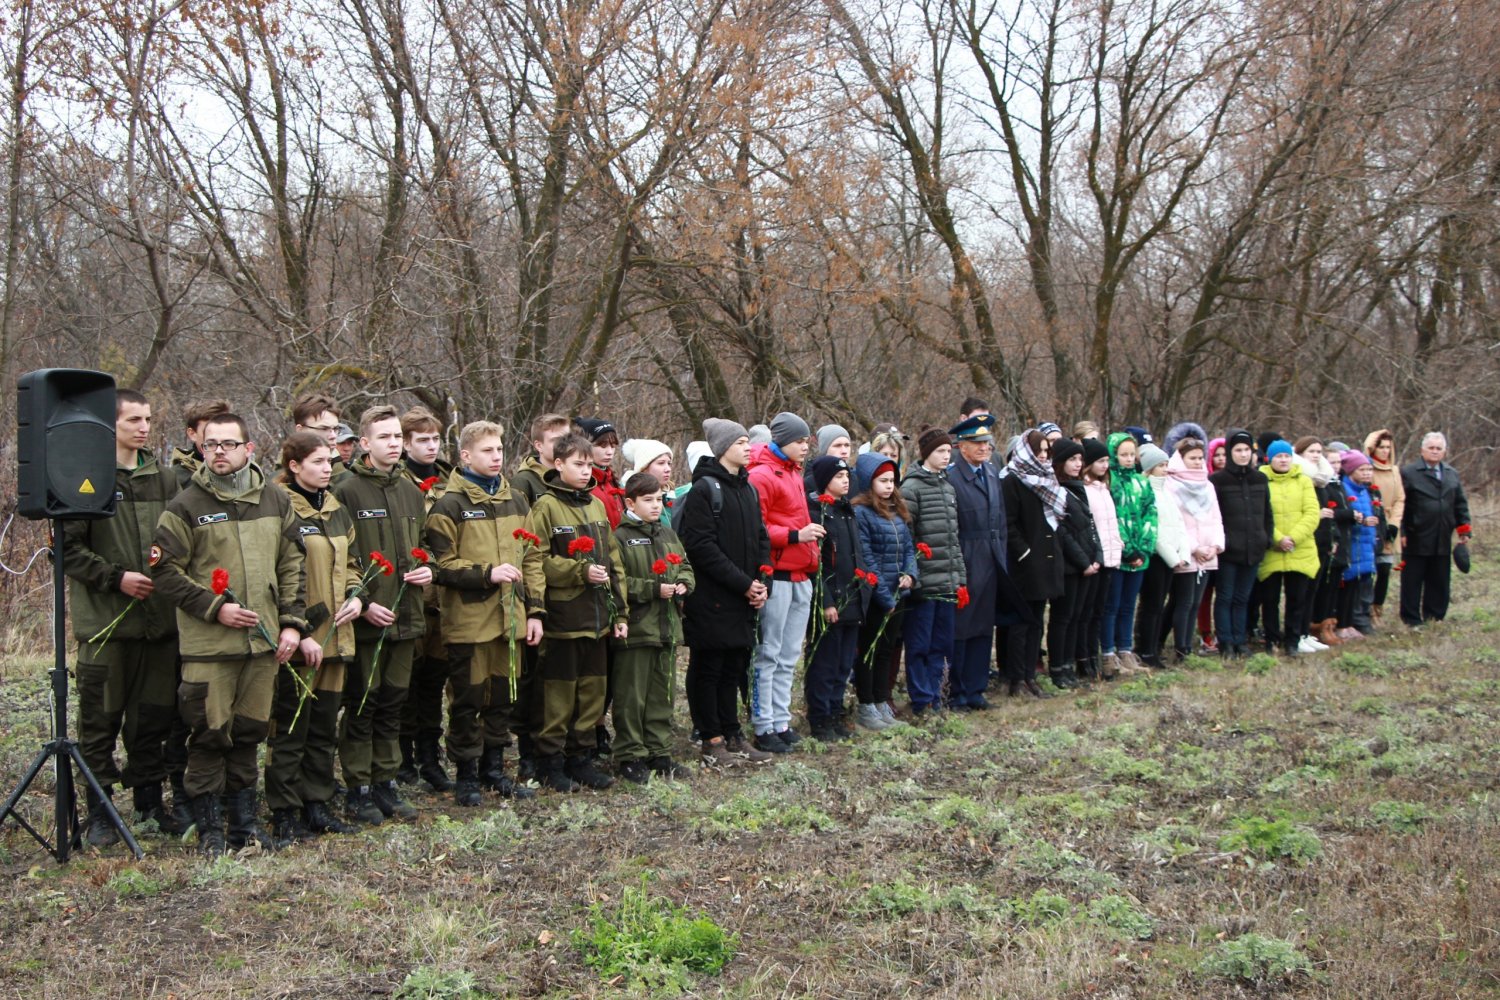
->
[416,737,453,792]
[303,799,358,835]
[169,772,194,833]
[371,779,418,820]
[226,788,275,851]
[84,784,119,848]
[270,807,312,848]
[132,782,186,835]
[193,793,226,858]
[481,747,536,799]
[539,754,580,794]
[453,758,482,807]
[566,754,616,790]
[346,785,385,826]
[396,735,420,785]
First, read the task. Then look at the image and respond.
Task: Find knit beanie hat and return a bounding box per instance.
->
[1082,438,1109,466]
[1037,421,1063,438]
[1225,428,1255,451]
[916,425,952,462]
[814,424,851,458]
[810,456,850,494]
[748,424,772,446]
[1340,450,1372,475]
[622,439,671,479]
[1051,438,1084,476]
[1138,443,1170,474]
[684,440,712,472]
[574,417,616,442]
[1266,439,1294,460]
[1125,425,1154,446]
[703,418,749,459]
[770,412,811,446]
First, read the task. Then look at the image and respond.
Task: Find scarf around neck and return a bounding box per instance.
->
[1166,452,1214,518]
[1006,433,1068,529]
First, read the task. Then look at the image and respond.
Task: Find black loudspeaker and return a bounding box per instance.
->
[16,368,118,520]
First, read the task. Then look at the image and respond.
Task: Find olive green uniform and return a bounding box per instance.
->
[423,468,544,760]
[151,462,308,798]
[62,448,180,791]
[332,458,428,786]
[526,471,628,760]
[611,516,695,764]
[401,458,454,750]
[264,486,359,811]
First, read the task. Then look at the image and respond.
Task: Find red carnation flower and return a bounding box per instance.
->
[513,528,527,540]
[956,586,971,610]
[418,475,440,492]
[1326,500,1337,509]
[817,493,835,506]
[568,536,597,557]
[1348,496,1358,504]
[1457,524,1472,536]
[652,559,669,575]
[665,552,684,566]
[758,564,774,578]
[411,547,429,563]
[916,542,933,559]
[211,568,230,595]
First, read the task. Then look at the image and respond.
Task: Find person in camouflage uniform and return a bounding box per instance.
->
[152,413,311,856]
[63,389,182,846]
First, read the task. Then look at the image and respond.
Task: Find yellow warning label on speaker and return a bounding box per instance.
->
[79,479,96,494]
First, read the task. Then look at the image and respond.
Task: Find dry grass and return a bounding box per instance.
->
[1,546,1498,997]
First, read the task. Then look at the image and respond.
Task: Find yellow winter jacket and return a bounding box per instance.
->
[1258,463,1320,580]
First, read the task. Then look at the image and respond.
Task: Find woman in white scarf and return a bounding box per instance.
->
[1165,439,1224,660]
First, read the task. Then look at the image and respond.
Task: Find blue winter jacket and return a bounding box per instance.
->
[853,453,918,611]
[1341,476,1378,580]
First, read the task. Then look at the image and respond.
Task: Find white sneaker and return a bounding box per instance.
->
[878,702,898,725]
[1295,636,1322,654]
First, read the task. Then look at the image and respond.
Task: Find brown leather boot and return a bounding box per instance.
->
[1315,619,1343,646]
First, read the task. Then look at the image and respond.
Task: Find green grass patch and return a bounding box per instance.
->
[694,795,835,837]
[1332,652,1387,677]
[572,877,737,990]
[105,868,166,899]
[1218,815,1322,863]
[1369,799,1437,832]
[1088,893,1154,939]
[1196,934,1313,983]
[395,966,488,999]
[1243,652,1278,676]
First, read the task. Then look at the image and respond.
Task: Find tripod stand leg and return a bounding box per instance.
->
[68,743,143,860]
[0,743,58,853]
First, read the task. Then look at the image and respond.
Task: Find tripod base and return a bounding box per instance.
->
[0,733,143,863]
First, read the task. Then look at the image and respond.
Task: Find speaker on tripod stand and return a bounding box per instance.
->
[1,368,143,861]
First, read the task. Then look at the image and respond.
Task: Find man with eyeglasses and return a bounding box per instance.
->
[152,413,312,856]
[292,393,351,484]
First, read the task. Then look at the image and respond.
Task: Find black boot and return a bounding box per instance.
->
[396,735,420,785]
[192,792,226,857]
[371,779,418,820]
[619,760,651,785]
[593,724,612,760]
[169,772,194,833]
[346,785,385,826]
[539,754,581,794]
[566,754,616,790]
[84,784,119,848]
[416,738,453,792]
[515,734,538,782]
[303,799,359,834]
[226,788,275,851]
[454,758,482,807]
[133,782,185,835]
[480,747,536,799]
[1049,667,1078,690]
[647,755,692,780]
[271,807,312,848]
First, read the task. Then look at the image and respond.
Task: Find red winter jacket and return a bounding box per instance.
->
[747,443,819,580]
[591,466,625,529]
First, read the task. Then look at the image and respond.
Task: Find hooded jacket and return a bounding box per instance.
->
[899,463,966,597]
[852,452,918,611]
[152,461,309,661]
[591,465,626,529]
[423,467,545,644]
[1210,436,1274,566]
[526,469,628,639]
[747,442,819,580]
[1083,477,1122,568]
[810,489,870,625]
[332,458,430,641]
[1107,432,1157,571]
[1165,452,1224,572]
[1056,478,1103,575]
[613,514,695,649]
[510,454,552,506]
[678,455,771,650]
[63,448,180,644]
[1340,476,1382,580]
[1258,462,1321,580]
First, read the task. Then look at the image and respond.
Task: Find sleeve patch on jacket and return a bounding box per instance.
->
[552,525,576,535]
[460,509,488,519]
[298,525,323,536]
[626,537,652,546]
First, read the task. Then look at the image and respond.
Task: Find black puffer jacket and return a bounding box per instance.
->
[810,491,869,626]
[899,464,965,597]
[679,456,771,650]
[1210,461,1274,565]
[1056,480,1103,574]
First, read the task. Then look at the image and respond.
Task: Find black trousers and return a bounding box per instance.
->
[1005,600,1048,682]
[1260,572,1311,650]
[1048,575,1086,670]
[1076,569,1109,666]
[1135,557,1173,661]
[1168,571,1208,656]
[686,647,751,742]
[1399,552,1452,625]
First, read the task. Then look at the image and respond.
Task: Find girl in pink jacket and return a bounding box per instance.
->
[1166,440,1224,661]
[1080,439,1126,677]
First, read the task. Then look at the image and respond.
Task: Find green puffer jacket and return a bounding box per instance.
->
[332,458,429,641]
[525,470,628,640]
[62,448,179,643]
[1258,463,1321,580]
[1108,433,1157,571]
[152,462,308,661]
[612,515,695,650]
[423,469,544,644]
[900,464,966,597]
[284,485,359,661]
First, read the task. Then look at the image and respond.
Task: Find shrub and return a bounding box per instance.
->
[1089,894,1154,940]
[1369,800,1437,832]
[572,878,737,990]
[1003,890,1072,928]
[394,967,487,999]
[1218,815,1322,864]
[1197,934,1313,983]
[105,868,166,899]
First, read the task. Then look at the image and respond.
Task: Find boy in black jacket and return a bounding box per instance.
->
[802,457,866,740]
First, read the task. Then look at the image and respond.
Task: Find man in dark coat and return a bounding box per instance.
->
[679,418,773,765]
[1398,432,1471,626]
[947,414,1030,709]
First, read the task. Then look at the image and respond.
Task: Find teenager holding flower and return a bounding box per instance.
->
[265,432,364,842]
[332,404,433,825]
[803,456,865,739]
[152,413,311,856]
[423,421,545,805]
[64,389,183,845]
[852,452,917,728]
[900,427,965,717]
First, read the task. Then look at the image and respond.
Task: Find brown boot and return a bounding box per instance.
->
[1315,619,1342,646]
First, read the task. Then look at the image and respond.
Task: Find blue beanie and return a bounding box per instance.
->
[1266,439,1294,460]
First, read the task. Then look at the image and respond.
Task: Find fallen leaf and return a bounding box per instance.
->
[537,929,554,945]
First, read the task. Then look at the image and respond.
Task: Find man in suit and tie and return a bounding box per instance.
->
[1398,432,1471,627]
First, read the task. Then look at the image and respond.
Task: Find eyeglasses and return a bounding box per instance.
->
[203,441,246,453]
